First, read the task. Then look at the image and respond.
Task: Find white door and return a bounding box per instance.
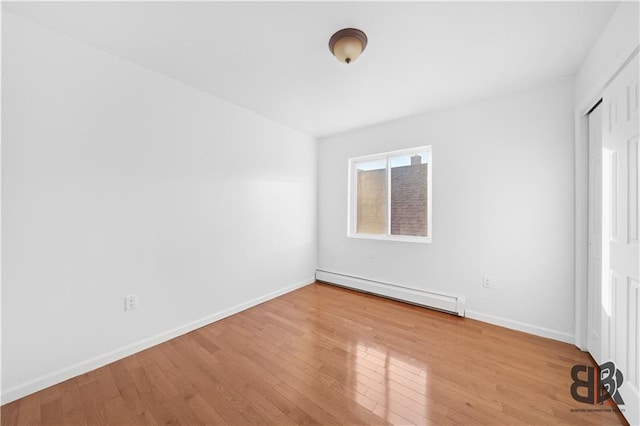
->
[587,102,603,363]
[601,52,639,426]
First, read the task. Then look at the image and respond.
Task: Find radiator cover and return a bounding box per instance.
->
[315,270,465,317]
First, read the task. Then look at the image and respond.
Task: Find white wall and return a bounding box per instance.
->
[2,11,316,402]
[318,78,575,342]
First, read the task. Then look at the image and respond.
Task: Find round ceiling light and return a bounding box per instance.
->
[328,28,368,64]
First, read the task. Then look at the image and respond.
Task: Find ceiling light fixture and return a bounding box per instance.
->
[328,28,368,64]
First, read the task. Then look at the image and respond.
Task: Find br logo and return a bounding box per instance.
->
[570,361,624,405]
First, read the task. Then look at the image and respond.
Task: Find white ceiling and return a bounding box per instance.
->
[4,1,617,137]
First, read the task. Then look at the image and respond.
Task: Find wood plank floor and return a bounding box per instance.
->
[1,282,628,425]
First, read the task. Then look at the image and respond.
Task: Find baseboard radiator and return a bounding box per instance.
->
[315,270,465,317]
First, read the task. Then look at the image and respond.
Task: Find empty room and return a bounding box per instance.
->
[1,1,639,425]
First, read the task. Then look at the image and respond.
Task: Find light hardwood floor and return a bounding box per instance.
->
[1,282,628,425]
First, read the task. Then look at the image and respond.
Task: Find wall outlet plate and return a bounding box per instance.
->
[482,276,493,289]
[125,294,138,311]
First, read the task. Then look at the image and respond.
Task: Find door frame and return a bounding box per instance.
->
[574,43,640,350]
[586,102,602,361]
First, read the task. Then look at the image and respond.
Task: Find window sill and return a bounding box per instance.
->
[347,233,432,244]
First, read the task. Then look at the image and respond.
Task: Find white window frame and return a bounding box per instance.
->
[347,146,432,243]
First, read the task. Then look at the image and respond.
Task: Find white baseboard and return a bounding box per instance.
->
[316,269,465,316]
[465,310,575,344]
[1,277,315,405]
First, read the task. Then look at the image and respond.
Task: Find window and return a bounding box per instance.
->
[348,146,432,243]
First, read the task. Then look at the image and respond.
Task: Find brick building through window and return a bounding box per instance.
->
[350,147,431,242]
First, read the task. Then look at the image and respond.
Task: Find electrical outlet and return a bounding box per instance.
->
[125,294,138,311]
[482,276,493,289]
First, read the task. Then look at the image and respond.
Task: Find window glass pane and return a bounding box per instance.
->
[390,152,428,237]
[356,159,387,234]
